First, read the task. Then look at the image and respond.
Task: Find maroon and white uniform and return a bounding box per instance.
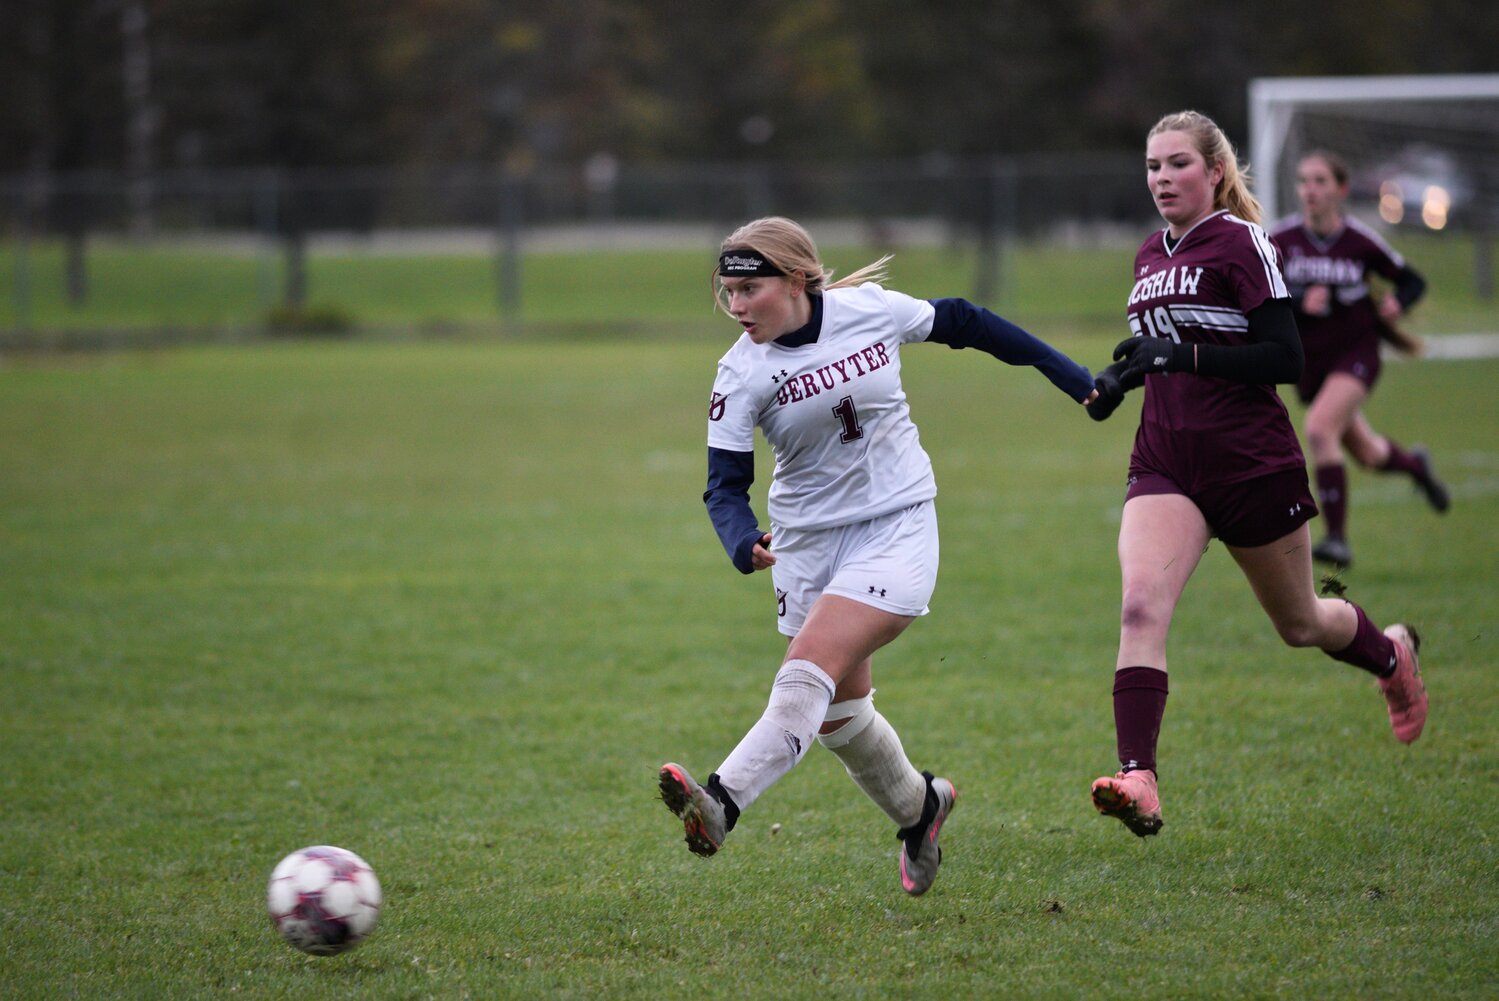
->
[1125,210,1305,494]
[1270,214,1407,400]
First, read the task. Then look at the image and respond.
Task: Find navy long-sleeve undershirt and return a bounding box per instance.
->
[925,298,1095,400]
[703,296,1092,573]
[704,447,763,574]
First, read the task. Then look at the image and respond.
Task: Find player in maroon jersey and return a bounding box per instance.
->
[1270,150,1449,570]
[1083,112,1427,838]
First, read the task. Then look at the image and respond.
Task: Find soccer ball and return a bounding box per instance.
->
[267,845,382,955]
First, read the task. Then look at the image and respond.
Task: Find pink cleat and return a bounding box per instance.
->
[897,772,956,896]
[1378,624,1427,744]
[1091,769,1163,838]
[658,763,728,857]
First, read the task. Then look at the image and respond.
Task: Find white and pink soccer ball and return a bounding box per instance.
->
[267,845,382,955]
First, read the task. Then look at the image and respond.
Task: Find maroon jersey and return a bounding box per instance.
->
[1125,210,1305,490]
[1269,214,1407,365]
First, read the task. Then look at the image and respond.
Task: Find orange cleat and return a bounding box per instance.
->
[1091,768,1163,838]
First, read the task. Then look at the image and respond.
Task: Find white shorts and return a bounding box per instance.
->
[770,500,939,637]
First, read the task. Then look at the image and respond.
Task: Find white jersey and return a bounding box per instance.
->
[706,283,938,532]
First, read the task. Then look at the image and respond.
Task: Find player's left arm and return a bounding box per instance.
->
[1363,231,1427,321]
[1377,264,1427,323]
[925,298,1095,402]
[1111,298,1303,387]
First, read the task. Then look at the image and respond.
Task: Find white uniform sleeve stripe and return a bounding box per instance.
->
[1172,304,1242,317]
[1169,305,1249,331]
[1345,216,1407,267]
[1248,221,1289,299]
[1227,214,1289,300]
[1169,305,1248,320]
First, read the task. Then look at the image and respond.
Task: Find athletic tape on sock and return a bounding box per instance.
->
[816,693,877,749]
[822,688,875,721]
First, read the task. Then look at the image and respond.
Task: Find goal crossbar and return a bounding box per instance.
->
[1249,74,1499,219]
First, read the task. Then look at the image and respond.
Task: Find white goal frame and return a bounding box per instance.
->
[1248,74,1499,221]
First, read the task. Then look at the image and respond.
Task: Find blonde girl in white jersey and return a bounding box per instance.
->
[660,216,1097,895]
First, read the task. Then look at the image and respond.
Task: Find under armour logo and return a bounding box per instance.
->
[771,369,790,384]
[868,586,887,597]
[1139,265,1149,276]
[1288,502,1302,517]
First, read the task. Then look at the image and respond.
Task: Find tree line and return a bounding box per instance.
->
[5,0,1497,178]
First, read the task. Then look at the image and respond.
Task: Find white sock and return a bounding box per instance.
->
[714,659,835,812]
[817,697,926,828]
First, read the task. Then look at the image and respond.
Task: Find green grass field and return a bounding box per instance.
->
[2,325,1497,998]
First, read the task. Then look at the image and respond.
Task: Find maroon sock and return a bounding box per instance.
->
[1380,439,1422,478]
[1327,602,1398,677]
[1315,463,1348,539]
[1113,666,1168,773]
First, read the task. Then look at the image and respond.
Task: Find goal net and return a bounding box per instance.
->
[1248,74,1499,232]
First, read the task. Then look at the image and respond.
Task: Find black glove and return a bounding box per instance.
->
[1086,365,1126,422]
[1112,336,1195,390]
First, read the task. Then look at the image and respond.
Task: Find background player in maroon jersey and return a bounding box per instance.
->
[1271,150,1449,570]
[1084,112,1427,838]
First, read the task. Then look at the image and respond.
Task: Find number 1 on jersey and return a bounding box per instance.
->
[832,395,864,443]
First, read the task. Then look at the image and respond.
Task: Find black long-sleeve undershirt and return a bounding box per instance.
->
[1392,265,1427,311]
[1103,296,1305,392]
[1192,297,1304,384]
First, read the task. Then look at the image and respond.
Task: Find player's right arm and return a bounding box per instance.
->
[704,447,774,574]
[704,351,774,574]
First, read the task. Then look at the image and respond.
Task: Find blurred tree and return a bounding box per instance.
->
[0,0,126,174]
[154,0,396,169]
[3,0,1497,175]
[1085,0,1499,148]
[854,0,1110,155]
[642,2,882,161]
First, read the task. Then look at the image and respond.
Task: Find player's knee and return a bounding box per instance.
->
[766,659,836,729]
[774,659,836,697]
[1270,612,1322,648]
[1305,421,1340,456]
[1347,441,1383,468]
[1119,586,1167,637]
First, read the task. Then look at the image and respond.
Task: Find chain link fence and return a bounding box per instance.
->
[1,153,1153,337]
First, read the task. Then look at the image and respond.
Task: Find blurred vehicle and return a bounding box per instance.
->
[1353,145,1474,231]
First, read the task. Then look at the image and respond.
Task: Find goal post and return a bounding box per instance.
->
[1248,73,1499,222]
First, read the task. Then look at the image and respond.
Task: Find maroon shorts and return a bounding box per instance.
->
[1125,466,1318,548]
[1296,338,1382,404]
